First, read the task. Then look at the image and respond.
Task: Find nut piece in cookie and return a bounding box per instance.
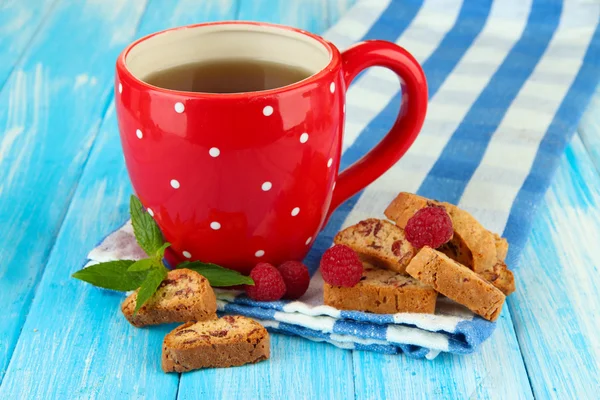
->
[406,247,505,321]
[162,315,270,372]
[334,219,415,274]
[324,262,437,314]
[121,268,217,327]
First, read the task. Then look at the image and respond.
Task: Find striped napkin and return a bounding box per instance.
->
[88,0,600,358]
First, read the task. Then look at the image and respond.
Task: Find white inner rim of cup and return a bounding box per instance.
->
[125,23,332,86]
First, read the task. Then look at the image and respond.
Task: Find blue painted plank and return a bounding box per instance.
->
[136,0,239,37]
[178,334,354,400]
[0,0,148,382]
[353,312,532,399]
[0,1,243,398]
[507,136,600,399]
[238,0,331,33]
[0,0,56,90]
[326,0,357,27]
[3,1,598,399]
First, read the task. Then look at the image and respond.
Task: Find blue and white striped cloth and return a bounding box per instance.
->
[88,0,600,358]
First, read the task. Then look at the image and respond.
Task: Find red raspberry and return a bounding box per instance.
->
[278,261,310,300]
[246,263,286,301]
[320,244,363,287]
[405,206,453,248]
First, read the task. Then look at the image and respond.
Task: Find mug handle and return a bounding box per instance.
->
[326,40,428,220]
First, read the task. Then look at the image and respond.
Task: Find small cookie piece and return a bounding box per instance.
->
[385,192,497,274]
[324,262,437,314]
[334,219,415,274]
[406,247,505,321]
[493,234,509,262]
[162,316,270,372]
[122,269,217,327]
[480,261,515,296]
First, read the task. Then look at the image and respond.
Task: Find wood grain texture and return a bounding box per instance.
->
[0,0,240,398]
[178,334,354,400]
[238,0,331,33]
[507,135,600,399]
[353,312,533,400]
[0,103,180,399]
[0,0,147,382]
[0,0,56,90]
[0,0,599,399]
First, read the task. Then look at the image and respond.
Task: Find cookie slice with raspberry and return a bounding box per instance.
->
[333,219,415,274]
[324,262,437,314]
[385,192,497,274]
[162,315,270,372]
[121,268,217,327]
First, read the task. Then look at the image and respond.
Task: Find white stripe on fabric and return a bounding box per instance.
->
[459,1,600,233]
[347,0,532,229]
[342,0,464,150]
[386,324,450,351]
[329,333,390,346]
[273,311,337,332]
[426,349,441,360]
[324,0,391,50]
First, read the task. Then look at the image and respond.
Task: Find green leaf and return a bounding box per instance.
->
[127,258,155,272]
[178,261,254,287]
[130,195,164,256]
[155,242,171,260]
[134,267,168,314]
[72,260,147,291]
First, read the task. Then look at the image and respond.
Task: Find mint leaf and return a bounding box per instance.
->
[134,267,168,314]
[178,261,254,287]
[130,195,164,256]
[155,242,171,260]
[72,260,147,291]
[127,258,155,272]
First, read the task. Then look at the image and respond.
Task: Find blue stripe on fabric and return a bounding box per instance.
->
[222,301,278,319]
[418,0,563,203]
[401,345,430,358]
[334,319,389,340]
[504,19,600,265]
[353,342,399,355]
[339,310,395,324]
[228,295,288,311]
[305,0,493,270]
[304,0,426,271]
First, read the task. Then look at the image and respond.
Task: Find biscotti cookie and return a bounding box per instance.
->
[480,261,515,296]
[162,315,270,372]
[324,262,437,314]
[406,247,505,321]
[385,192,497,274]
[122,268,217,327]
[493,233,509,262]
[334,219,415,274]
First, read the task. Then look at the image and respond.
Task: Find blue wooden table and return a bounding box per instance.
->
[0,1,599,398]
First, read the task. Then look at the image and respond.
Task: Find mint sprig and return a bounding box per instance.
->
[178,261,254,287]
[134,267,168,313]
[130,195,164,255]
[72,195,254,313]
[72,260,147,291]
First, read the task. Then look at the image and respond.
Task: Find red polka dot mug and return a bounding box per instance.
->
[115,21,427,273]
